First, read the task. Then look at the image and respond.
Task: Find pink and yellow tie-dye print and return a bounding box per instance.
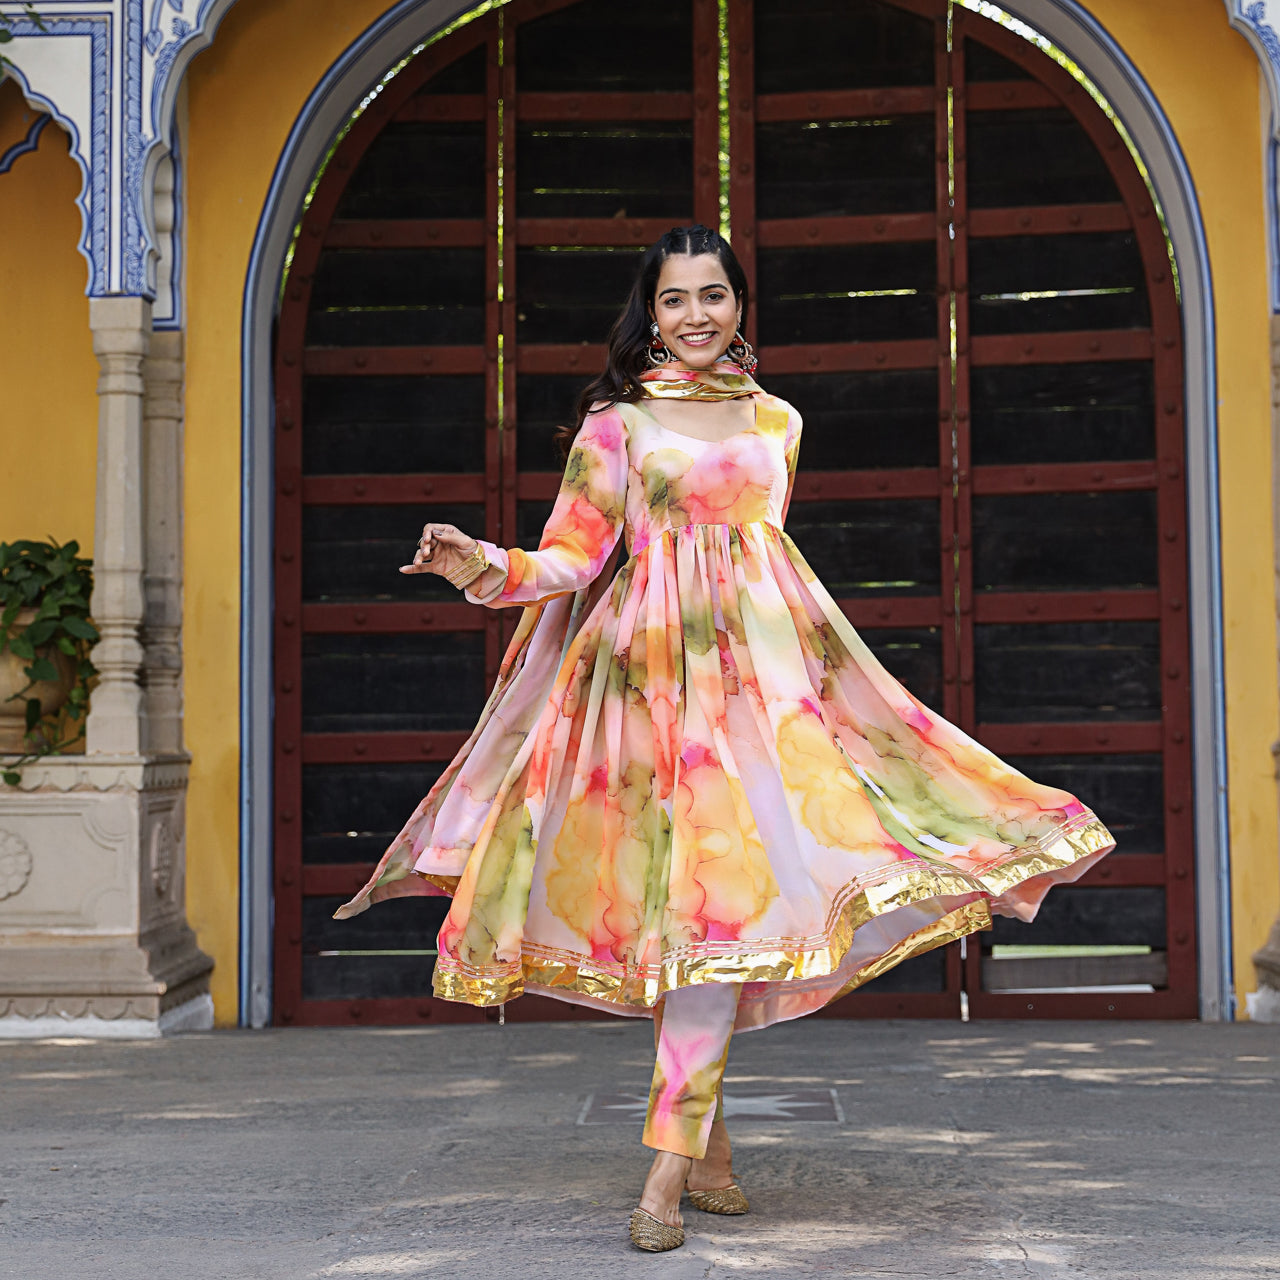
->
[336,361,1114,1031]
[643,983,741,1159]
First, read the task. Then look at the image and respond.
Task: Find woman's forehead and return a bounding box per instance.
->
[655,253,729,294]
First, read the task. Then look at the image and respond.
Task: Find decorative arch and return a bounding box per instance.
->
[0,15,107,294]
[236,0,1231,1025]
[0,0,239,311]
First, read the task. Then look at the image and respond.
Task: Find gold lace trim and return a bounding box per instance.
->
[428,814,1112,1009]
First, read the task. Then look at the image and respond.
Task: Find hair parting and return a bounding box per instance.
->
[555,224,751,460]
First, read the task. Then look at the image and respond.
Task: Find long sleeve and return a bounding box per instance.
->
[780,403,803,525]
[466,406,629,608]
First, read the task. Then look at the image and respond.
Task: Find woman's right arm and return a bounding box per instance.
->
[450,406,630,608]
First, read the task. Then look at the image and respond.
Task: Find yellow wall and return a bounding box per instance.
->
[1083,0,1280,1013]
[0,80,98,552]
[183,0,401,1021]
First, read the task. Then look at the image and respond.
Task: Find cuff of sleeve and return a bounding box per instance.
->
[462,541,509,604]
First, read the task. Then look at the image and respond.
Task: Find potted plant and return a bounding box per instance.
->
[0,538,99,785]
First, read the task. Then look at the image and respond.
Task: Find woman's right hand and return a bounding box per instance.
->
[400,523,479,578]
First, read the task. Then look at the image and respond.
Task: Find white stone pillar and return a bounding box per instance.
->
[87,296,150,756]
[0,303,212,1038]
[142,330,185,754]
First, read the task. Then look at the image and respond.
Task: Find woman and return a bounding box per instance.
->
[336,225,1114,1252]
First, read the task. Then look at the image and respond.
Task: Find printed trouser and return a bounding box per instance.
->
[641,982,741,1158]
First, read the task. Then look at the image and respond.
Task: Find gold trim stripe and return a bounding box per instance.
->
[429,814,1112,1010]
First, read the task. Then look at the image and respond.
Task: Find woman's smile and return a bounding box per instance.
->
[677,330,719,348]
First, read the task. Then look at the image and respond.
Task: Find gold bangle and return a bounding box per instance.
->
[445,544,488,590]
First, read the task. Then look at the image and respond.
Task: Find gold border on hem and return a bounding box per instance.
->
[428,814,1112,1011]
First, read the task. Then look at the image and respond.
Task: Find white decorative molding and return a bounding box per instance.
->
[1224,2,1280,307]
[0,829,33,901]
[1225,2,1280,138]
[0,0,239,309]
[0,991,213,1037]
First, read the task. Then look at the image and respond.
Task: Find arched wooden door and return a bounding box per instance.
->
[273,0,1194,1026]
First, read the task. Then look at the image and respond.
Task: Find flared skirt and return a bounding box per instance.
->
[336,522,1113,1032]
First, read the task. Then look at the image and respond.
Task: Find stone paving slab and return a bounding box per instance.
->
[1,1019,1278,1279]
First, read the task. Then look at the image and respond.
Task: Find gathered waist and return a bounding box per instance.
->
[628,520,785,558]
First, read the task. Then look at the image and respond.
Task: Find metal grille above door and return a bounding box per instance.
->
[273,0,1196,1026]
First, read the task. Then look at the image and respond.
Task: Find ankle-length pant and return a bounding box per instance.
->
[642,982,741,1159]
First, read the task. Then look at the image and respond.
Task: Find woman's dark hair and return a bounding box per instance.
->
[555,224,750,459]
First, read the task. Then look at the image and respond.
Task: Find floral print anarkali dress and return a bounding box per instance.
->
[337,363,1114,1031]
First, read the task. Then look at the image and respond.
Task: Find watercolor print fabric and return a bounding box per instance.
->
[336,387,1114,1033]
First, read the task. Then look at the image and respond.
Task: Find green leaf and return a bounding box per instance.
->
[0,31,13,44]
[27,657,57,682]
[3,771,20,787]
[61,615,98,641]
[24,619,57,646]
[55,636,76,656]
[9,636,35,661]
[24,698,42,731]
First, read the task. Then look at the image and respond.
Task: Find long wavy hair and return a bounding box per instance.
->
[555,224,751,459]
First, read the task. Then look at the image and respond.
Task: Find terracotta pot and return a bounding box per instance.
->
[0,607,78,755]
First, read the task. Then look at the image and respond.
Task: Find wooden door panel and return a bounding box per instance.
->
[971,620,1163,723]
[969,362,1156,464]
[301,761,444,865]
[967,110,1123,207]
[753,0,937,93]
[300,376,488,473]
[754,118,937,218]
[970,491,1160,591]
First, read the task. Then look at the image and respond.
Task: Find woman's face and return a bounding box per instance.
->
[650,253,742,369]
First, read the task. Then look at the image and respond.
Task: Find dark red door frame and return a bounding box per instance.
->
[273,0,1196,1025]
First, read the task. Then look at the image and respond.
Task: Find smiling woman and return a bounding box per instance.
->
[335,221,1115,1251]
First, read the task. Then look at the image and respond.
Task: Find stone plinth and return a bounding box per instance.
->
[0,755,212,1037]
[1251,920,1280,1022]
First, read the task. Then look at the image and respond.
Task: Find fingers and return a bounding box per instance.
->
[402,524,478,575]
[420,524,477,553]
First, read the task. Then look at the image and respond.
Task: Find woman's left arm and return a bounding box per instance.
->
[780,403,804,525]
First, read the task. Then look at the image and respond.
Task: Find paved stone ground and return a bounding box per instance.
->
[2,1019,1278,1279]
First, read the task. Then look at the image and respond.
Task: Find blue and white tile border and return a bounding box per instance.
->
[1225,2,1280,306]
[0,107,49,173]
[0,0,234,314]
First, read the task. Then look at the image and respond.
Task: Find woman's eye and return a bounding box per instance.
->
[705,292,724,303]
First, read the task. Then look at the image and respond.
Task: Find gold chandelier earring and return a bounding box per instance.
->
[647,321,674,367]
[726,330,758,376]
